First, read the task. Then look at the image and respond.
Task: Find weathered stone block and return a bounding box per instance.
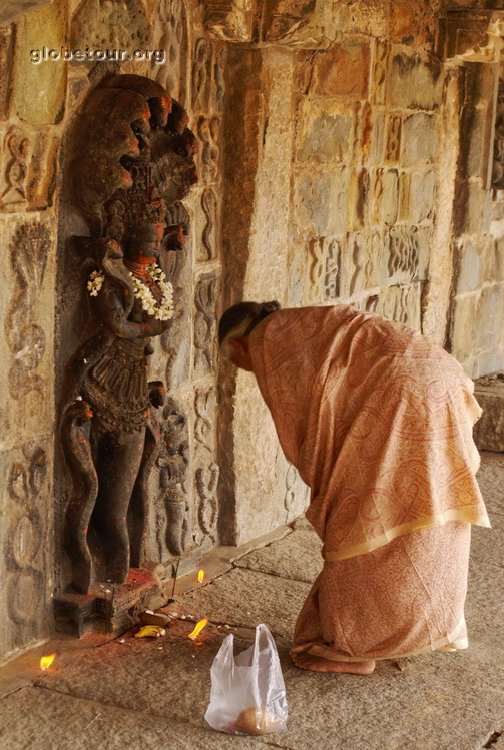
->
[456,237,494,295]
[465,105,491,179]
[387,51,444,110]
[463,179,485,235]
[293,167,349,236]
[13,0,67,126]
[310,40,370,98]
[473,375,504,452]
[494,238,504,281]
[371,168,399,225]
[450,294,478,363]
[0,26,15,120]
[0,0,52,26]
[391,1,417,42]
[385,113,402,163]
[71,0,150,51]
[477,351,504,381]
[374,282,421,329]
[409,170,436,224]
[476,284,504,353]
[369,110,386,164]
[296,101,353,163]
[203,0,255,42]
[402,113,438,165]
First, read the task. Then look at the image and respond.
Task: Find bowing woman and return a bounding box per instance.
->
[218,300,490,674]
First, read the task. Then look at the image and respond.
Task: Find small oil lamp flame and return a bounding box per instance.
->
[188,617,208,640]
[197,569,204,583]
[40,653,56,671]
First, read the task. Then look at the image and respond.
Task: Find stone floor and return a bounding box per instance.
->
[0,452,503,750]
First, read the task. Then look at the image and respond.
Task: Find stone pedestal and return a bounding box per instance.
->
[53,569,161,638]
[474,374,504,452]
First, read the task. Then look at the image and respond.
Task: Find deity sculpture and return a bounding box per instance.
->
[156,398,191,559]
[60,74,197,594]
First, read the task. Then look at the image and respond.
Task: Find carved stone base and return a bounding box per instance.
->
[53,569,161,638]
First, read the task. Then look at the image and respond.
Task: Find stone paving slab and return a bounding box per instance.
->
[168,567,311,640]
[0,685,269,750]
[22,617,504,750]
[234,528,323,583]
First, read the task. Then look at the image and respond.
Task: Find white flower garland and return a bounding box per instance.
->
[129,263,174,321]
[87,270,105,296]
[87,263,174,321]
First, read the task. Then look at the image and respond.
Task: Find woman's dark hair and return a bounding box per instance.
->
[218,300,281,352]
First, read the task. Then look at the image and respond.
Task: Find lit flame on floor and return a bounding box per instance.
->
[197,569,204,583]
[188,617,208,640]
[40,653,56,671]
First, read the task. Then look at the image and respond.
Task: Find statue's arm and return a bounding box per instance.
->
[93,285,170,339]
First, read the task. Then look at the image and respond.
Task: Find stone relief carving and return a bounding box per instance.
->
[386,114,402,162]
[60,74,198,593]
[368,284,420,327]
[349,233,365,296]
[5,448,48,636]
[307,237,324,302]
[355,168,370,227]
[372,41,388,105]
[194,273,218,376]
[0,126,59,212]
[194,386,216,455]
[154,398,191,559]
[197,116,220,183]
[214,47,227,110]
[5,223,51,399]
[492,78,504,190]
[195,462,219,540]
[307,236,342,302]
[388,225,419,279]
[192,38,213,112]
[324,238,341,299]
[154,0,188,100]
[199,186,218,261]
[284,463,298,513]
[284,462,309,519]
[371,168,384,225]
[1,127,30,208]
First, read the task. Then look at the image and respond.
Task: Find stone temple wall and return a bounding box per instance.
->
[1,0,503,660]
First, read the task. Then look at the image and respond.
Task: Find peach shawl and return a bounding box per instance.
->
[248,305,490,562]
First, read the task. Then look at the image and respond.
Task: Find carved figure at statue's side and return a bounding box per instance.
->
[60,74,197,594]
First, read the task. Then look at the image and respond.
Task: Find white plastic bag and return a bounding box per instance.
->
[204,623,288,735]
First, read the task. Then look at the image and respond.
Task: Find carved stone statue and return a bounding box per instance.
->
[156,398,191,558]
[60,74,197,594]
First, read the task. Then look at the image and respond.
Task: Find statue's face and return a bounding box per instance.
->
[124,224,163,259]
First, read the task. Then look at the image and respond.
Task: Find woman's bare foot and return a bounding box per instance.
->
[291,651,376,674]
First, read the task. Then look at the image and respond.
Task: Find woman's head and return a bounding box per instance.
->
[218,300,281,367]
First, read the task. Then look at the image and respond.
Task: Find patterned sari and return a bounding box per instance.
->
[248,305,490,660]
